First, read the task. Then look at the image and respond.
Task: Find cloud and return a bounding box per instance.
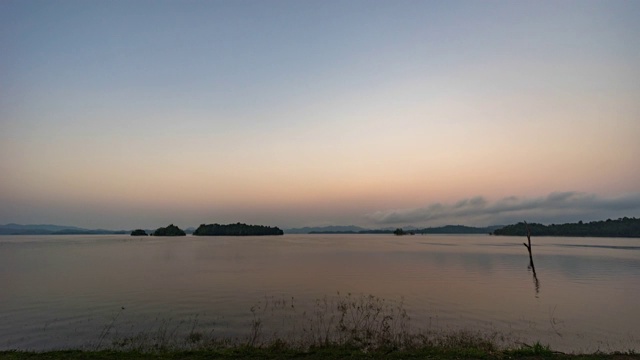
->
[365,192,640,226]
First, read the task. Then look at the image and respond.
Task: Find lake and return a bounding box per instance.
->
[1,234,638,352]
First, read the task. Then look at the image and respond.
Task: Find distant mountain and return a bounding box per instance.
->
[0,223,126,235]
[355,225,502,235]
[52,229,127,235]
[285,224,502,234]
[417,225,503,234]
[284,225,367,234]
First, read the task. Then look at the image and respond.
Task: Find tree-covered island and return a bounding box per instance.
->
[393,228,415,236]
[193,222,283,236]
[153,224,186,236]
[130,229,148,236]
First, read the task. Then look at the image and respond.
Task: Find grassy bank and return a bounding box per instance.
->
[1,347,639,360]
[1,294,637,359]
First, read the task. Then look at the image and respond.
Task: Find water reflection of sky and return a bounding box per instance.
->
[0,234,639,352]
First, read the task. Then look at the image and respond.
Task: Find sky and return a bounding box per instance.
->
[1,0,639,230]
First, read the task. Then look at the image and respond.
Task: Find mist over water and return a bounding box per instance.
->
[1,234,638,352]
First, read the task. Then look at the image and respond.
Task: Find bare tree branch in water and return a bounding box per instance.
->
[523,221,540,295]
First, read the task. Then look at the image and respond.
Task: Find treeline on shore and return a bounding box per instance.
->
[493,217,640,237]
[132,223,283,236]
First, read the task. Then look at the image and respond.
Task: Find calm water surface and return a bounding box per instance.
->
[1,234,639,352]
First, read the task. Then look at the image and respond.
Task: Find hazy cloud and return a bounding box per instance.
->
[366,192,640,226]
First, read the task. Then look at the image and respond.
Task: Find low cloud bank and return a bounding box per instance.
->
[366,192,640,227]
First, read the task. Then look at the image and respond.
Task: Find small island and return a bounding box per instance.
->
[193,222,283,236]
[130,229,148,236]
[153,224,186,236]
[393,228,414,236]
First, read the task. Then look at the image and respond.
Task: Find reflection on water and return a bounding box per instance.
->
[529,261,540,297]
[0,234,639,352]
[553,243,640,250]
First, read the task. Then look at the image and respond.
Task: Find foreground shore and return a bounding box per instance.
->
[2,295,637,359]
[1,347,639,360]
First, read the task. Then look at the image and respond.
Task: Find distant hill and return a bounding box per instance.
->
[285,225,367,234]
[416,225,503,234]
[0,223,126,235]
[288,225,502,234]
[356,225,502,235]
[493,217,640,237]
[51,229,127,235]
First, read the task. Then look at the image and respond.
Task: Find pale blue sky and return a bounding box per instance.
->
[1,0,639,229]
